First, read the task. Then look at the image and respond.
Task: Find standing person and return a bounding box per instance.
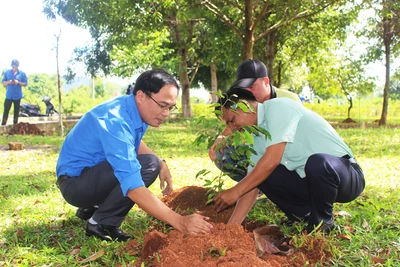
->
[1,59,28,125]
[56,69,213,242]
[213,88,365,233]
[209,59,300,181]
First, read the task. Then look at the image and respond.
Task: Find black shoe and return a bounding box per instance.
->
[76,207,97,220]
[86,222,132,242]
[306,218,335,234]
[281,212,310,227]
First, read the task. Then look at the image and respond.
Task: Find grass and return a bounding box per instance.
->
[0,102,399,266]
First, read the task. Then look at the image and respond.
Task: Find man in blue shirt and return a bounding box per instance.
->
[56,69,213,241]
[213,88,365,234]
[1,59,28,125]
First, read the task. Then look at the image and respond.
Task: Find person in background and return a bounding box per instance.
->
[126,84,134,95]
[214,88,365,233]
[1,59,28,125]
[56,69,213,242]
[209,59,301,182]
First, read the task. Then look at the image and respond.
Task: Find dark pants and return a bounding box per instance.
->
[2,98,21,125]
[58,154,160,227]
[215,145,249,182]
[216,149,365,227]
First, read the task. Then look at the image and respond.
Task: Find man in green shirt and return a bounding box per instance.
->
[209,59,301,181]
[214,88,365,233]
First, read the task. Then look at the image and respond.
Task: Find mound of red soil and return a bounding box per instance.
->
[8,122,45,135]
[142,224,277,267]
[161,186,234,223]
[342,118,357,123]
[127,186,331,266]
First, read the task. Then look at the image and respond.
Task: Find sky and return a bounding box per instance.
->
[0,0,91,76]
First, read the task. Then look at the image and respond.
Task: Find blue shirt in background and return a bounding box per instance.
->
[56,95,148,196]
[2,69,28,100]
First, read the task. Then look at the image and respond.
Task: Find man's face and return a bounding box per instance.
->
[136,84,178,127]
[244,77,270,103]
[11,65,19,72]
[221,105,256,132]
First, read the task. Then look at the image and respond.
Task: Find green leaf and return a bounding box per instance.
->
[237,102,249,113]
[243,131,254,144]
[195,169,210,179]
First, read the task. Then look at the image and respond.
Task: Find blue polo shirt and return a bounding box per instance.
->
[249,98,353,178]
[2,69,28,100]
[56,95,148,196]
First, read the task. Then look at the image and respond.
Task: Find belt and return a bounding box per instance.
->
[57,175,70,187]
[349,158,357,164]
[342,155,357,164]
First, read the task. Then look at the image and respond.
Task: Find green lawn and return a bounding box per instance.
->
[0,112,399,266]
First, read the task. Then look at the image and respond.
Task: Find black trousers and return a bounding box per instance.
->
[58,154,160,227]
[218,151,365,227]
[2,98,21,125]
[257,153,365,227]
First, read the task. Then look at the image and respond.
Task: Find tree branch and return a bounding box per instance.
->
[255,1,337,42]
[200,0,243,39]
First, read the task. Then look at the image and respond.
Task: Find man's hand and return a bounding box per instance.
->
[208,135,225,161]
[214,187,241,212]
[128,187,212,235]
[178,213,213,234]
[159,160,173,195]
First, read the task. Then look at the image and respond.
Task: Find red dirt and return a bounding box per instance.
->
[7,122,46,135]
[161,185,235,223]
[342,118,357,123]
[127,186,331,266]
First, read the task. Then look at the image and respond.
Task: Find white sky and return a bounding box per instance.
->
[0,0,91,76]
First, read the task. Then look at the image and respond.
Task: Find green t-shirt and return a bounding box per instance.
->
[275,88,302,104]
[249,98,353,178]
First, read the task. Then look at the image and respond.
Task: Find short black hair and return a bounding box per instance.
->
[216,87,257,113]
[133,69,179,95]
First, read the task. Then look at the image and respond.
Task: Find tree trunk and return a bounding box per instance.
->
[178,58,192,118]
[276,61,283,88]
[347,96,353,119]
[210,63,218,103]
[379,10,391,126]
[242,0,254,60]
[265,32,276,85]
[55,31,64,137]
[92,78,95,99]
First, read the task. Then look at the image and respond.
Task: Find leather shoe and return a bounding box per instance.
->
[76,207,97,220]
[306,218,336,234]
[86,222,132,242]
[282,212,310,227]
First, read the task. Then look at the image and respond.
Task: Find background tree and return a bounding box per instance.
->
[44,0,214,117]
[264,7,358,88]
[336,59,375,120]
[391,70,400,100]
[23,73,59,114]
[54,29,64,136]
[200,0,350,62]
[359,0,400,125]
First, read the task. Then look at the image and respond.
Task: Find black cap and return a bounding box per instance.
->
[232,59,268,88]
[11,59,19,67]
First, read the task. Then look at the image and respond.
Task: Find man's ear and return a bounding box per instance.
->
[135,90,145,104]
[262,77,270,86]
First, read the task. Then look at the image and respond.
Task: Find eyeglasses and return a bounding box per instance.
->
[146,93,178,112]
